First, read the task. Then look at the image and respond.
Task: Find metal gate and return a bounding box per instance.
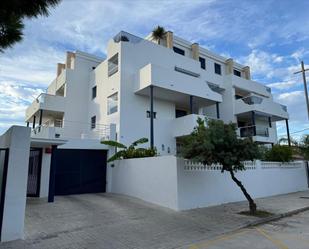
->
[0,149,9,241]
[54,149,107,195]
[27,148,42,197]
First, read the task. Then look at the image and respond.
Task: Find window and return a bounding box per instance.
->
[214,63,221,75]
[92,86,97,99]
[91,116,96,129]
[233,69,241,77]
[173,46,185,56]
[107,92,118,115]
[199,57,206,70]
[108,53,118,77]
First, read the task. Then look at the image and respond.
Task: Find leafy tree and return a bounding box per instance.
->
[151,25,166,45]
[181,118,259,214]
[0,0,61,52]
[101,138,157,162]
[264,145,293,162]
[300,135,309,160]
[278,137,298,146]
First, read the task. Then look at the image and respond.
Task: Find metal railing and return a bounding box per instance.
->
[239,94,263,105]
[31,119,113,140]
[238,125,269,137]
[280,104,288,112]
[113,31,143,44]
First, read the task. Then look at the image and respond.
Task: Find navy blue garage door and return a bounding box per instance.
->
[54,149,107,195]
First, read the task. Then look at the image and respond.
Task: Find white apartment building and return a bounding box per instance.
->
[0,30,298,241]
[25,30,289,154]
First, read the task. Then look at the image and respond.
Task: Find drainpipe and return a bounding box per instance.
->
[150,86,154,149]
[190,96,193,114]
[285,119,291,147]
[216,102,220,119]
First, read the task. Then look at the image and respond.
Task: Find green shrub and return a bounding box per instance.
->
[265,145,293,162]
[101,137,157,162]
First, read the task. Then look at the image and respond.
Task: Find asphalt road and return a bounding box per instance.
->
[187,210,309,249]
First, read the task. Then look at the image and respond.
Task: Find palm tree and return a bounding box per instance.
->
[0,0,61,52]
[151,26,166,45]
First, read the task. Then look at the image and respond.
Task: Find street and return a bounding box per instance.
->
[187,210,309,249]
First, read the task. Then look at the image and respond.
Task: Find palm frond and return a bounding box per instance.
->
[107,150,126,163]
[101,140,127,149]
[131,137,148,147]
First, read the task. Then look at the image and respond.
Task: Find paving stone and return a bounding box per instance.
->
[1,191,309,249]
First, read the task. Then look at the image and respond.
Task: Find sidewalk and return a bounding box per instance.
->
[1,191,309,249]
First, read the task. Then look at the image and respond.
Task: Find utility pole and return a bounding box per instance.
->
[294,61,309,120]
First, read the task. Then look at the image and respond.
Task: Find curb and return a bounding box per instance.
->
[244,205,309,228]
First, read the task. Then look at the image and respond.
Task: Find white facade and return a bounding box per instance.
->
[25,30,288,153]
[0,126,31,241]
[109,156,308,211]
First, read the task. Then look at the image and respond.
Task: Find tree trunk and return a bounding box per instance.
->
[158,38,160,45]
[229,169,257,214]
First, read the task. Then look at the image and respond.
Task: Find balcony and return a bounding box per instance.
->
[237,125,277,143]
[235,94,288,121]
[25,93,66,121]
[47,69,72,95]
[172,114,210,137]
[228,75,271,97]
[136,64,222,103]
[31,120,115,141]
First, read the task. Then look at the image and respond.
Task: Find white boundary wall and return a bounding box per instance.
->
[109,156,308,211]
[109,156,178,209]
[0,126,31,241]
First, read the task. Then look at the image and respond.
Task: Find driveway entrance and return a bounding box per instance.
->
[54,149,107,195]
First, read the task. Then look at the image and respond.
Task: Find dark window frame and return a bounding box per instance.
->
[173,46,185,56]
[199,57,206,70]
[91,116,96,129]
[214,63,222,75]
[92,86,97,99]
[233,69,241,77]
[108,53,119,77]
[107,92,118,115]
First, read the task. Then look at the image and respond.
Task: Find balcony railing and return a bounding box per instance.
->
[240,94,263,105]
[238,125,269,138]
[280,104,288,112]
[113,31,143,44]
[31,120,115,141]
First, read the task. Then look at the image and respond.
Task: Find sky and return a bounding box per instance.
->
[0,0,309,140]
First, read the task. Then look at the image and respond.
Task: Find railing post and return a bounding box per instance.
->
[216,102,220,119]
[38,110,43,132]
[150,86,154,149]
[285,119,291,147]
[190,95,193,114]
[251,111,256,136]
[48,145,57,203]
[32,115,36,129]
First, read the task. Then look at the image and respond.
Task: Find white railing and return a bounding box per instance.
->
[31,120,115,141]
[261,161,303,169]
[183,159,303,171]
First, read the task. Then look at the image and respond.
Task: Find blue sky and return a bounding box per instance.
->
[0,0,309,140]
